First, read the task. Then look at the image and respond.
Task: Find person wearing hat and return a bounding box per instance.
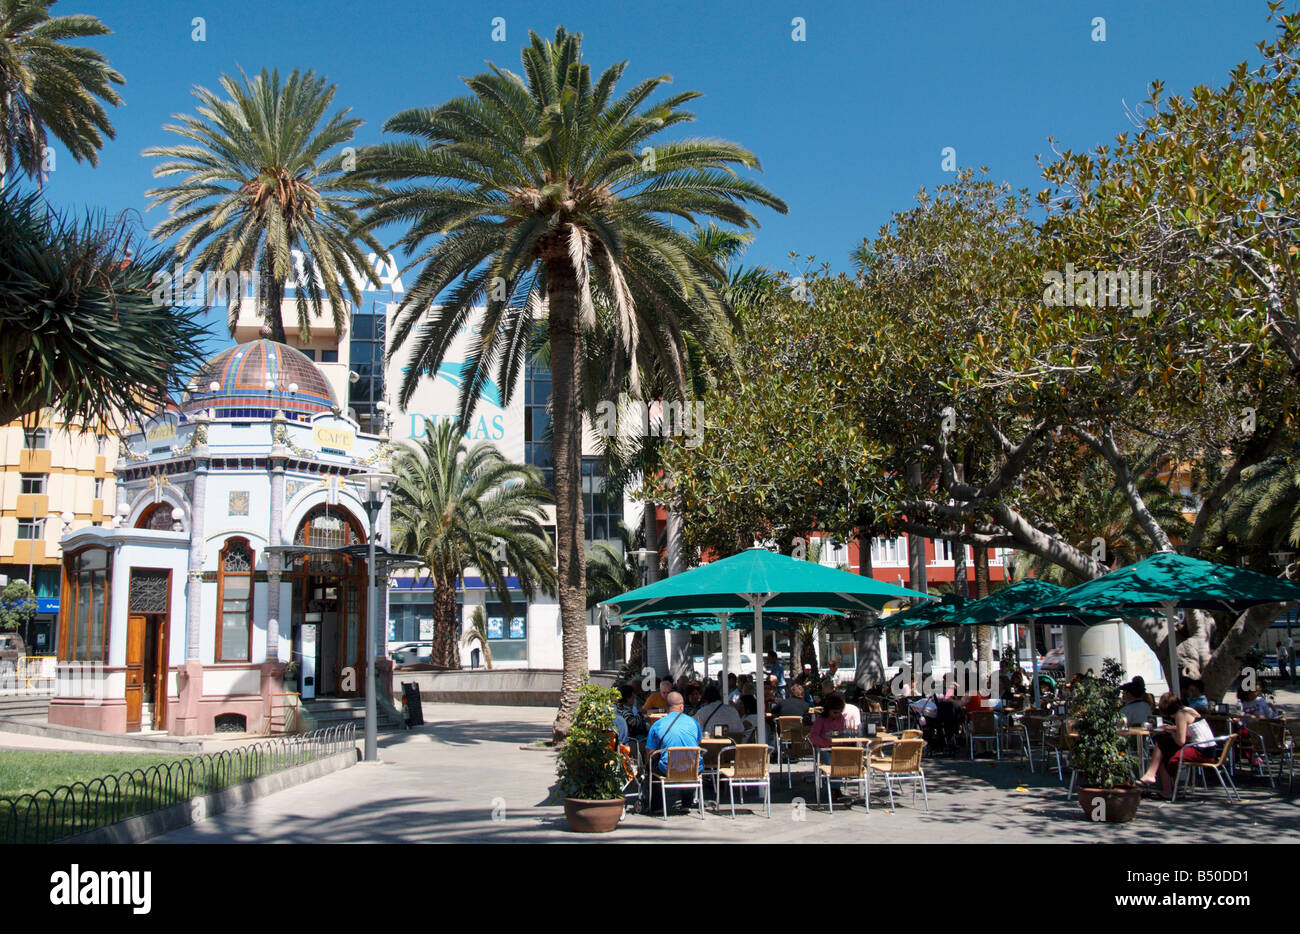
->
[1120,679,1153,726]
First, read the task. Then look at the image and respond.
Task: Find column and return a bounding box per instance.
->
[266,427,286,660]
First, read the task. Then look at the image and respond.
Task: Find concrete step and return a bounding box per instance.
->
[0,694,52,719]
[303,698,403,730]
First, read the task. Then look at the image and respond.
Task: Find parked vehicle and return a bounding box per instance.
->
[390,642,433,667]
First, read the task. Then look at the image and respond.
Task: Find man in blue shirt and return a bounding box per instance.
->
[767,651,786,699]
[644,692,702,811]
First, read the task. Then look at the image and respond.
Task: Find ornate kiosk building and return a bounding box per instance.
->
[49,340,392,735]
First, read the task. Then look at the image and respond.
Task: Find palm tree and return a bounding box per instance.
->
[143,67,384,342]
[0,188,207,426]
[390,418,557,669]
[1212,455,1300,557]
[356,27,786,739]
[460,605,494,669]
[0,0,123,187]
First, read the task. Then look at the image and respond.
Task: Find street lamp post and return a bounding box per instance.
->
[348,469,396,763]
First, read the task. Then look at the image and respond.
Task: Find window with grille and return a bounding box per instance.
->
[217,539,253,662]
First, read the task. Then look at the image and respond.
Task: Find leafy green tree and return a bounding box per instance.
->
[356,27,785,738]
[0,578,36,632]
[390,418,556,669]
[144,67,384,342]
[0,189,207,426]
[0,0,123,187]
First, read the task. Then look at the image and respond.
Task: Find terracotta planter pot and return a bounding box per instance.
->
[1077,785,1142,823]
[563,797,624,833]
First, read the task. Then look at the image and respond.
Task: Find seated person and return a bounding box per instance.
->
[684,684,703,716]
[773,683,812,720]
[1120,680,1153,727]
[1239,689,1278,719]
[1138,693,1217,798]
[643,678,673,712]
[726,673,740,704]
[694,684,744,737]
[615,684,646,737]
[614,708,628,746]
[738,695,761,737]
[1182,678,1211,713]
[644,692,703,775]
[808,693,848,751]
[842,696,863,735]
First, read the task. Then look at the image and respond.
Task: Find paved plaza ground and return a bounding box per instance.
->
[141,703,1300,844]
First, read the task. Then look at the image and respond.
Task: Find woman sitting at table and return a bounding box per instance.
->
[809,693,848,753]
[1138,693,1217,798]
[739,694,761,739]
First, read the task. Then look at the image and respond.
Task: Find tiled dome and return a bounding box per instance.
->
[184,340,336,422]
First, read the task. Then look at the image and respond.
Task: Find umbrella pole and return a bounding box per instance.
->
[719,613,729,702]
[1164,602,1180,698]
[749,596,768,747]
[1028,619,1040,708]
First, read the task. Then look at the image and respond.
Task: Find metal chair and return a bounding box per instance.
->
[717,744,772,819]
[816,745,869,813]
[775,715,809,788]
[968,709,1001,760]
[1173,735,1240,803]
[868,737,929,812]
[1245,719,1292,789]
[649,746,705,820]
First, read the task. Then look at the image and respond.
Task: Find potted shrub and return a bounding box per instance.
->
[1070,658,1141,822]
[282,659,301,693]
[556,683,628,833]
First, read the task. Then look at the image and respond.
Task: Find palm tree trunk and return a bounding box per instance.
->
[260,249,287,343]
[545,246,588,743]
[432,577,460,670]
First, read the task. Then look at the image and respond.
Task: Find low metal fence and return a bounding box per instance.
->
[0,723,355,844]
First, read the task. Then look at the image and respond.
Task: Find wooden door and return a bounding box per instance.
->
[152,615,169,730]
[125,615,145,732]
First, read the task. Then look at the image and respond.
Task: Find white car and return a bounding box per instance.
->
[691,652,757,676]
[390,642,433,667]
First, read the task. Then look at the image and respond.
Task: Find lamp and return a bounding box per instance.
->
[171,507,184,532]
[345,469,397,763]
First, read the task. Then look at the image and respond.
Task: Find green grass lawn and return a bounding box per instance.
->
[0,745,328,842]
[0,750,186,800]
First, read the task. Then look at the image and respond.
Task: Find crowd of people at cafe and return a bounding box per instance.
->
[610,649,1288,805]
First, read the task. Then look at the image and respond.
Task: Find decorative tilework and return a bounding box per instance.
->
[286,478,314,503]
[229,490,250,516]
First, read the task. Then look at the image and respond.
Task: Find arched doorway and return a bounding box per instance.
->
[289,506,368,697]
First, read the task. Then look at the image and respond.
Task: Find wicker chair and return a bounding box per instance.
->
[775,715,809,788]
[1245,719,1293,789]
[649,746,705,820]
[868,738,929,812]
[1172,734,1240,803]
[718,744,772,819]
[968,709,1001,760]
[816,745,869,813]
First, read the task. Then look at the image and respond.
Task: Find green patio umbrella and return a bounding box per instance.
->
[602,547,931,743]
[878,592,966,630]
[884,580,1113,704]
[1017,552,1300,696]
[618,607,840,686]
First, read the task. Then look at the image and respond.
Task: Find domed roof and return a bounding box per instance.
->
[184,340,336,422]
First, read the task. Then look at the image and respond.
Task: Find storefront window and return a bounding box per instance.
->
[61,548,111,662]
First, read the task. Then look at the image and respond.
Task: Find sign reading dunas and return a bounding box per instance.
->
[385,306,524,463]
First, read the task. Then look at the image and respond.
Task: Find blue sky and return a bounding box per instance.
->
[37,0,1279,343]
